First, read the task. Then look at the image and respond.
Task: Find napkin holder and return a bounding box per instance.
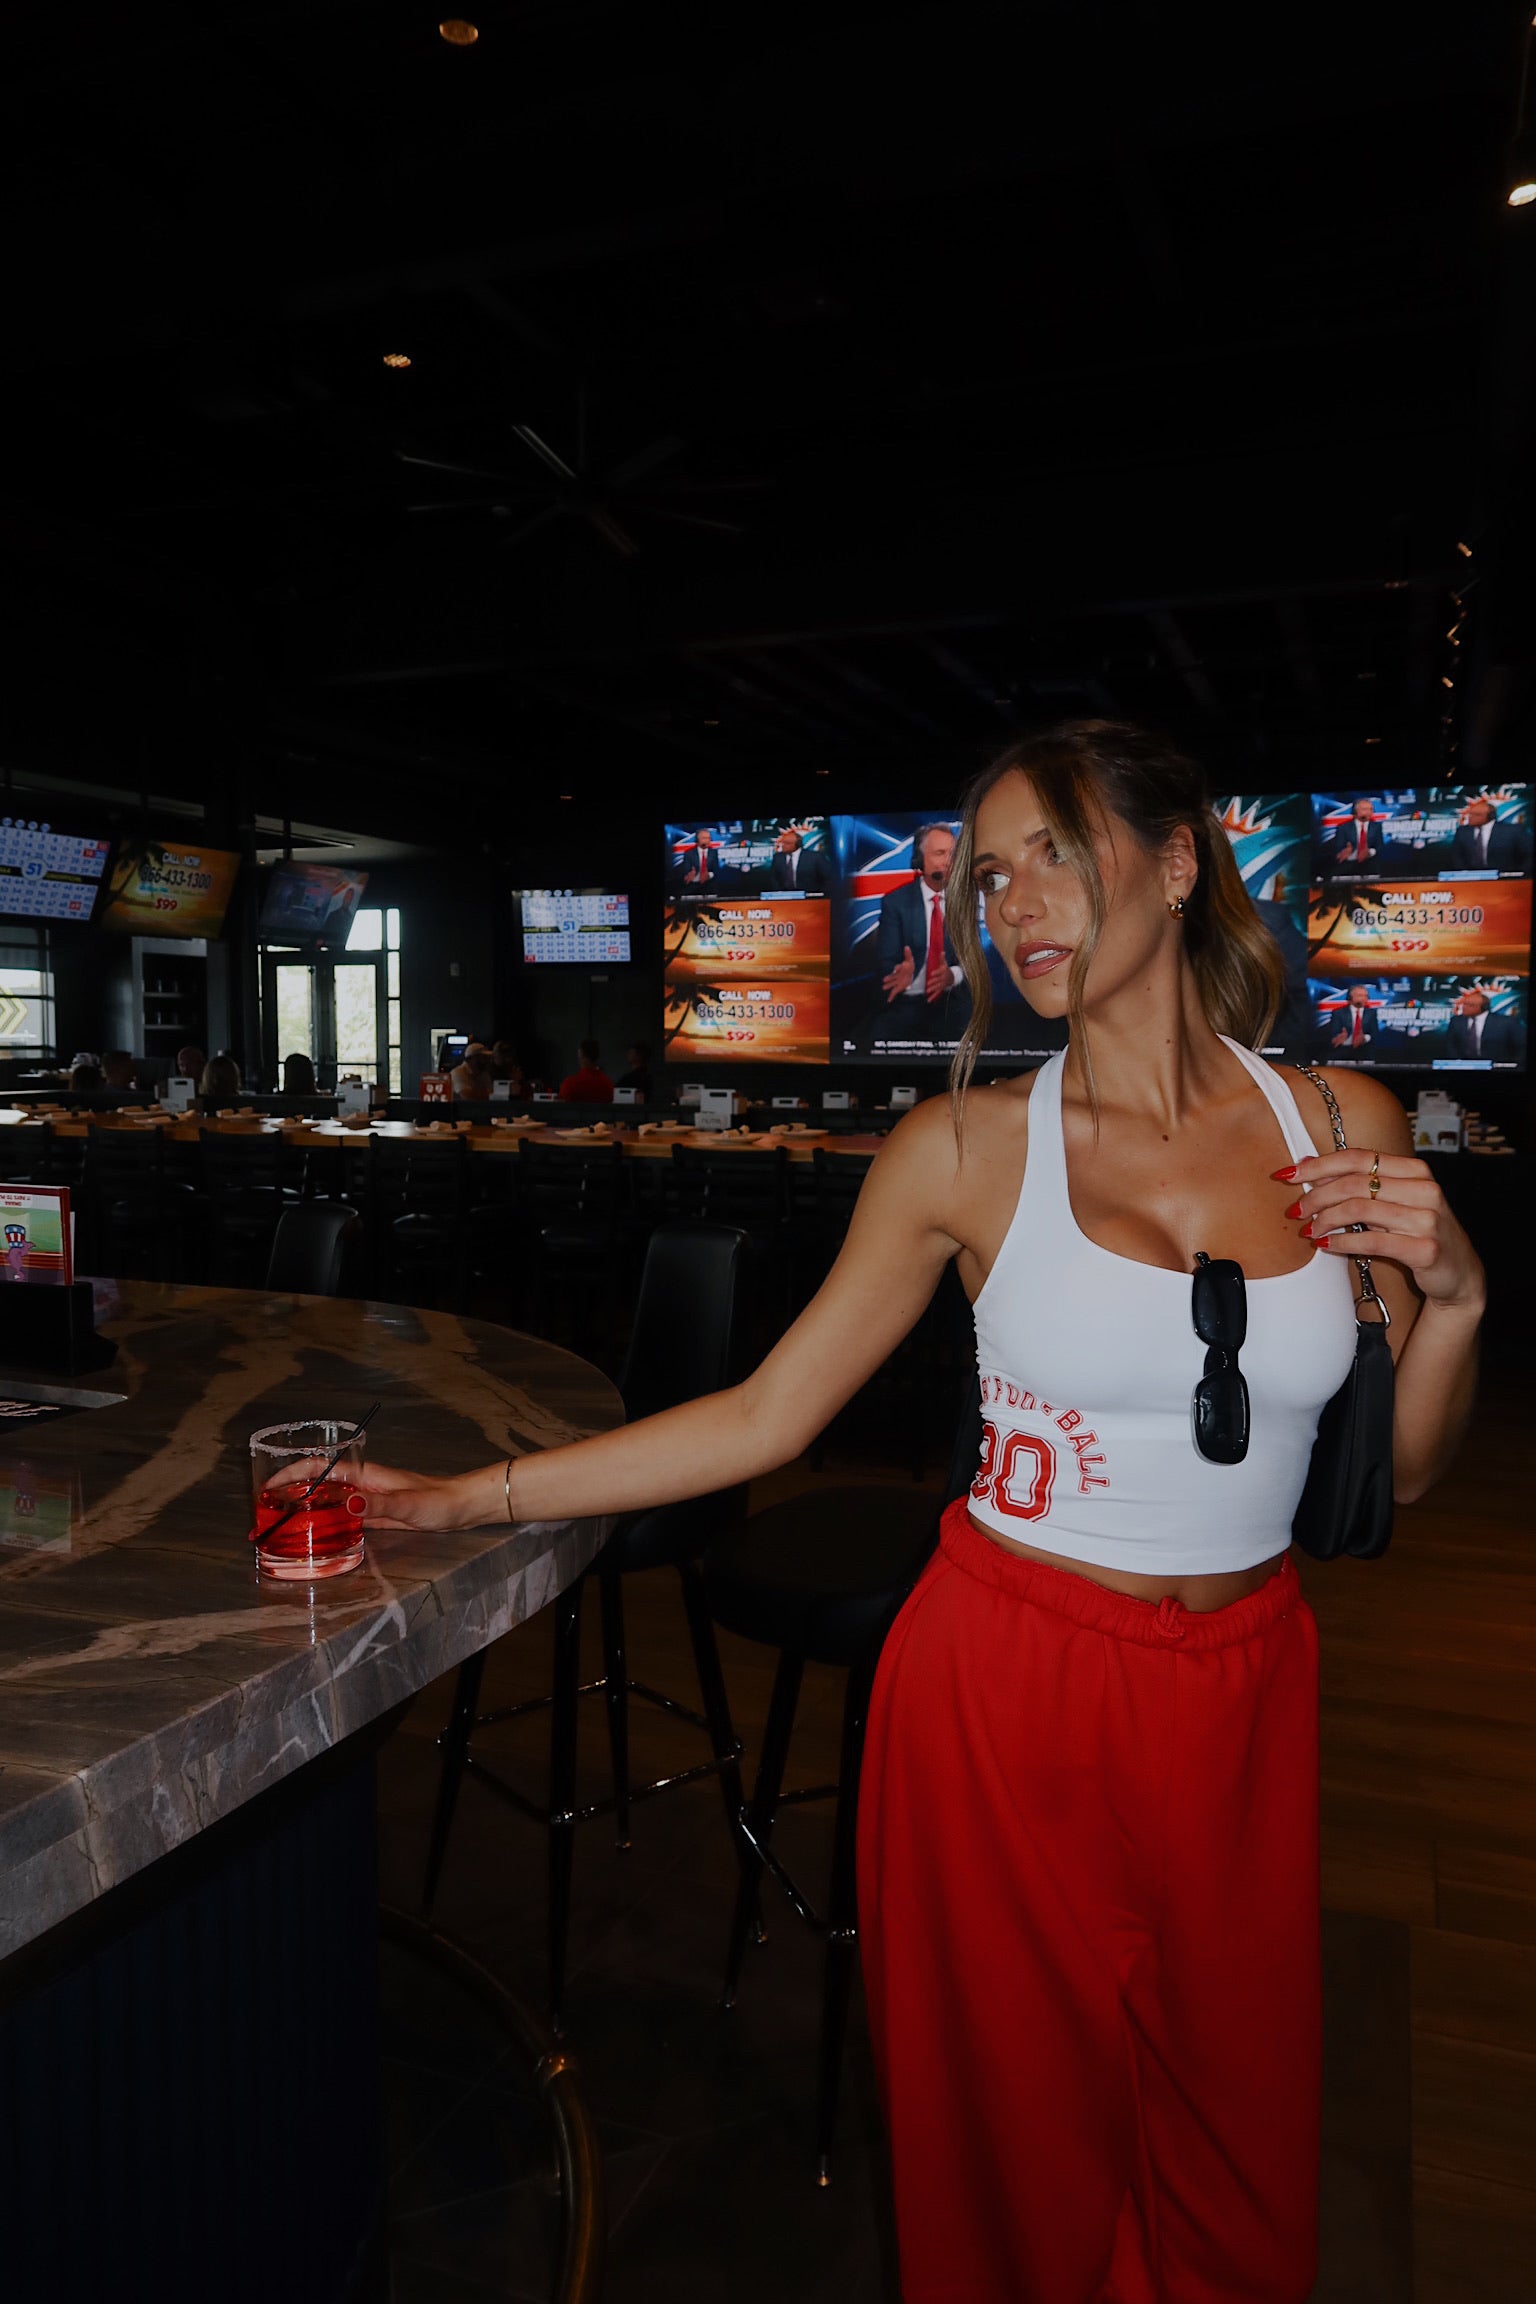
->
[0,1281,117,1376]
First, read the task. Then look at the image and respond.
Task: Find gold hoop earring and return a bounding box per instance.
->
[1167,896,1186,918]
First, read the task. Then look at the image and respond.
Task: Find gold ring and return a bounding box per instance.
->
[1368,1151,1380,1200]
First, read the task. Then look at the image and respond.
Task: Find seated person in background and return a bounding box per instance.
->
[171,1043,206,1087]
[1450,796,1532,874]
[199,1052,242,1107]
[450,1046,495,1101]
[616,1041,653,1100]
[69,1060,103,1093]
[559,1039,615,1103]
[101,1050,137,1090]
[490,1039,527,1096]
[282,1052,317,1095]
[1446,987,1524,1062]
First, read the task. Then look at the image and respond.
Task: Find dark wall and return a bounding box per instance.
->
[358,861,498,1088]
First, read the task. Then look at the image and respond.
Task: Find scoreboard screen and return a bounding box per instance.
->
[0,821,112,923]
[518,890,630,964]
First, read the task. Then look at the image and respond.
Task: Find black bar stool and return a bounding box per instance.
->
[422,1221,752,2025]
[699,1378,984,2182]
[265,1204,361,1297]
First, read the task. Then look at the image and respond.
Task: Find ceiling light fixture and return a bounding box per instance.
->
[382,352,412,369]
[1456,541,1473,557]
[1511,179,1536,206]
[439,18,479,43]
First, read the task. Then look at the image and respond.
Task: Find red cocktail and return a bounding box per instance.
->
[250,1419,368,1578]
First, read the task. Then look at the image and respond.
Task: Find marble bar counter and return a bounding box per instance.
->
[0,1280,624,1962]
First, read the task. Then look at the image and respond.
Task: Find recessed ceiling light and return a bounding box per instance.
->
[382,352,412,369]
[439,18,479,43]
[1509,180,1536,207]
[1456,540,1473,557]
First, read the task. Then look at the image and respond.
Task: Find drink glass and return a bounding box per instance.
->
[250,1418,368,1579]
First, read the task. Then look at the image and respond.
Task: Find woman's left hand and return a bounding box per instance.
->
[1284,1150,1485,1311]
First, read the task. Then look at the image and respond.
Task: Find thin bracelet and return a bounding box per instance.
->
[504,1456,515,1523]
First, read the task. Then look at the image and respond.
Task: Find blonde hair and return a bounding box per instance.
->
[948,721,1285,1123]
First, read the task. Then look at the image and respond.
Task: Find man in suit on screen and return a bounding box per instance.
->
[767,826,832,893]
[1449,796,1532,874]
[1329,797,1386,873]
[670,830,719,891]
[1445,988,1525,1063]
[1327,982,1380,1054]
[875,824,969,1043]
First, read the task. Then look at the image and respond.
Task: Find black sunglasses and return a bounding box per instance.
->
[1191,1252,1249,1465]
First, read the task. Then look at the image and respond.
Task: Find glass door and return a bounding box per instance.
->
[262,953,386,1086]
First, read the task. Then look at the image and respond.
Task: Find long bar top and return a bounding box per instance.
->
[0,1108,889,1160]
[0,1281,623,1962]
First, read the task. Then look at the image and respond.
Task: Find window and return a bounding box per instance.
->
[0,935,56,1058]
[346,907,403,1092]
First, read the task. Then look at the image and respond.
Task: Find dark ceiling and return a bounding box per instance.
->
[6,2,1534,838]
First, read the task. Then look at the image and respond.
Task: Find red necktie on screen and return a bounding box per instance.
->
[1355,823,1368,860]
[1352,1009,1364,1046]
[925,890,947,998]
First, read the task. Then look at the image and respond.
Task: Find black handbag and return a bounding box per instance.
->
[1289,1066,1396,1561]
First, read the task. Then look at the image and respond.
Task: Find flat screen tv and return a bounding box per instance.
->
[659,785,1533,1072]
[518,890,630,964]
[0,820,112,924]
[258,862,370,948]
[1304,783,1530,1072]
[99,837,240,939]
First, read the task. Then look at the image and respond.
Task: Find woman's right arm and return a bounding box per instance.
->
[361,1103,966,1531]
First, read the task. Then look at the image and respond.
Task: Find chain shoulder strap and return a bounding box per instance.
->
[1292,1065,1389,1324]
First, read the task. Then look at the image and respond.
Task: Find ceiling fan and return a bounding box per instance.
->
[396,389,764,558]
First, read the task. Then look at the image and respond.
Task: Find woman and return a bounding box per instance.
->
[362,724,1484,2302]
[198,1052,242,1108]
[281,1051,317,1096]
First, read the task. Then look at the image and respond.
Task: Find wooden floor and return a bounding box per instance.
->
[1301,1366,1536,2302]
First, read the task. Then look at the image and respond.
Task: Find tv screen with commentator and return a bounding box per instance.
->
[518,890,630,964]
[1305,783,1530,1072]
[99,838,240,939]
[258,862,370,948]
[660,786,1532,1072]
[0,820,112,924]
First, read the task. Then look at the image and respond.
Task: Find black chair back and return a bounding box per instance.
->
[370,1133,469,1222]
[669,1143,788,1230]
[809,1144,872,1234]
[200,1129,295,1199]
[518,1138,625,1223]
[265,1204,361,1296]
[84,1125,166,1192]
[619,1221,751,1423]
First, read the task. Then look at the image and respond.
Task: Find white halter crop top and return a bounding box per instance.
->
[968,1037,1359,1575]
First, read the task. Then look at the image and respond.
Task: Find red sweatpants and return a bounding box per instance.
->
[857,1501,1320,2304]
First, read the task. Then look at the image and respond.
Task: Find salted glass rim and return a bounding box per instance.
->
[250,1417,365,1456]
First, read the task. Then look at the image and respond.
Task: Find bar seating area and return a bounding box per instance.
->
[3,12,1535,2304]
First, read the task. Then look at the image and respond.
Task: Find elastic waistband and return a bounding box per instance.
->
[938,1497,1301,1651]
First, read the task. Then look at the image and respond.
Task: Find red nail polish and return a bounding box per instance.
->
[1299,1221,1314,1238]
[1283,1199,1303,1220]
[1272,1165,1298,1182]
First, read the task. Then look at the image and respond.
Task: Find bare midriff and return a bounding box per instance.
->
[966,1512,1289,1613]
